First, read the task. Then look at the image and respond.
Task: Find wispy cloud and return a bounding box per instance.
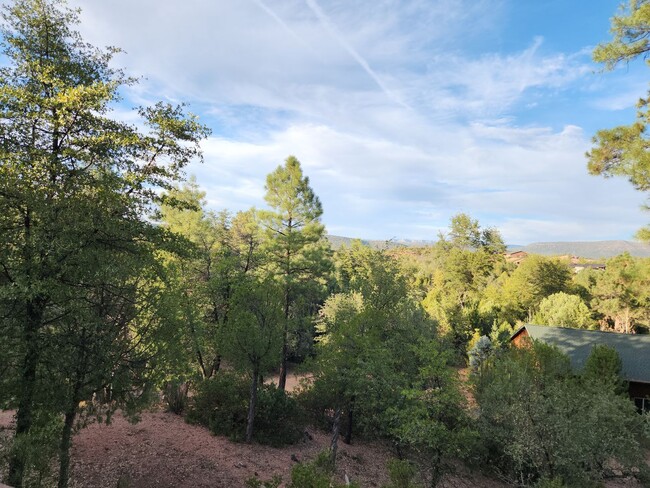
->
[67,0,648,243]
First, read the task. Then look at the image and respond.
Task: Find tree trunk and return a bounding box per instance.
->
[330,406,342,467]
[344,407,353,445]
[246,367,259,443]
[7,299,43,487]
[57,409,76,488]
[278,287,290,391]
[278,338,288,391]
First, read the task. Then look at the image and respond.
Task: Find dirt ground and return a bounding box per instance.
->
[0,372,647,488]
[0,408,504,488]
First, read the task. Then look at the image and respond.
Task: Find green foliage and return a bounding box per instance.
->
[418,215,508,354]
[253,384,305,447]
[0,1,209,486]
[186,373,249,441]
[583,344,626,394]
[532,292,595,329]
[186,374,305,446]
[483,255,572,326]
[383,459,422,488]
[589,0,650,239]
[386,340,476,486]
[476,342,644,486]
[260,156,332,385]
[219,279,284,375]
[160,181,268,380]
[444,213,506,254]
[533,478,567,488]
[468,335,493,373]
[7,411,61,487]
[489,321,515,349]
[583,253,650,333]
[310,245,436,445]
[245,474,282,488]
[287,451,360,488]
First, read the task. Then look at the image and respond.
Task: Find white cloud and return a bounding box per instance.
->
[65,0,648,243]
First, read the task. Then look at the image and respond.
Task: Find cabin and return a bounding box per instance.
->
[511,324,650,412]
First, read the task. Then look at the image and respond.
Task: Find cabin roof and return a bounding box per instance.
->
[511,324,650,384]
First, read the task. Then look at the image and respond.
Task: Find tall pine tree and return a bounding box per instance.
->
[260,156,331,390]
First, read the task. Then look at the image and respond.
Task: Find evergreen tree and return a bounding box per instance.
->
[260,156,331,390]
[589,0,650,240]
[0,1,208,486]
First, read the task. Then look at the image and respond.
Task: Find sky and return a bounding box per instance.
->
[68,0,650,244]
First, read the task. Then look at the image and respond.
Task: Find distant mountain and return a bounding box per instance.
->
[511,240,650,259]
[326,235,435,250]
[328,235,650,258]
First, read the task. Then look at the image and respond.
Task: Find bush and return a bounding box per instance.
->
[295,377,336,431]
[186,373,305,446]
[163,380,190,415]
[383,459,422,488]
[7,410,61,487]
[245,474,282,488]
[254,383,305,446]
[475,343,645,486]
[185,372,248,441]
[288,451,360,488]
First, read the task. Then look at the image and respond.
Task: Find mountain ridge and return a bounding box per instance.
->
[326,235,650,258]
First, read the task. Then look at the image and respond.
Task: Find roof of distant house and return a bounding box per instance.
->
[511,324,650,384]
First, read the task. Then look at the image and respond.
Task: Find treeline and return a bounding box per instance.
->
[0,2,649,488]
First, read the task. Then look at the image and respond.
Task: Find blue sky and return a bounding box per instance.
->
[70,0,649,244]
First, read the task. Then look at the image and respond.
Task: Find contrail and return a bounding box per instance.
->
[251,0,312,51]
[305,0,409,109]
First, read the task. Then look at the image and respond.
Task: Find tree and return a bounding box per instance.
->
[260,156,331,390]
[443,213,506,254]
[311,245,435,463]
[583,344,627,395]
[475,342,644,486]
[386,341,476,487]
[588,253,650,333]
[0,1,209,486]
[160,182,265,380]
[532,292,596,329]
[420,215,507,353]
[588,0,650,240]
[219,278,283,443]
[486,255,572,324]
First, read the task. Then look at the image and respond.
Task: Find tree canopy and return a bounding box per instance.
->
[589,0,650,240]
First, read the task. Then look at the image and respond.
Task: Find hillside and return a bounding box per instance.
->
[328,235,650,258]
[516,240,650,258]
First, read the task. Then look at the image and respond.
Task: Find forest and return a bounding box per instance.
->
[0,1,649,488]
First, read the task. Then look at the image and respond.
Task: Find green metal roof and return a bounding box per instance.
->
[514,324,650,384]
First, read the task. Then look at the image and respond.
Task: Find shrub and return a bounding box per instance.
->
[475,343,645,486]
[186,373,305,446]
[288,451,360,488]
[163,380,190,415]
[245,474,282,488]
[383,459,422,488]
[7,410,61,487]
[185,372,248,441]
[254,383,305,446]
[294,377,335,431]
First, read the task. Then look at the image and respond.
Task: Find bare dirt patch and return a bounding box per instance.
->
[68,411,391,488]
